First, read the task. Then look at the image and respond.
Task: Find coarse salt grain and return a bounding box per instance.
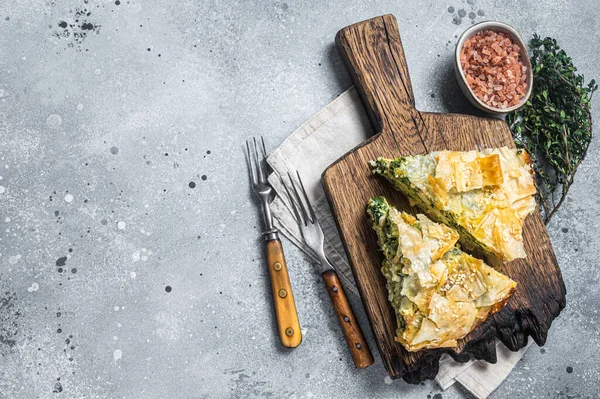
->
[460,30,528,109]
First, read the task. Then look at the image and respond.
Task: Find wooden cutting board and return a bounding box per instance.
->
[322,14,566,383]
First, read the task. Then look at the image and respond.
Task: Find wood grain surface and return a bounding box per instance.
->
[266,239,302,348]
[322,14,566,382]
[322,269,375,369]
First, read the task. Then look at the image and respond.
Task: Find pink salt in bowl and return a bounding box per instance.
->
[454,21,533,115]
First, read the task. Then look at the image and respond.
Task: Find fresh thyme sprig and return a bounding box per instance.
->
[507,34,597,224]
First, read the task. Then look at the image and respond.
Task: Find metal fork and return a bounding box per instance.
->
[281,171,374,368]
[246,137,301,348]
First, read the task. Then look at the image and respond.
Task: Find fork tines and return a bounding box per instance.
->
[246,136,269,186]
[279,171,316,227]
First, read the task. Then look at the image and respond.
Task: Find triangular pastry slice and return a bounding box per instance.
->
[367,196,517,351]
[370,147,537,262]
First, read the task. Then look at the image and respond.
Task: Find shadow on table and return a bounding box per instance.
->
[326,42,353,98]
[433,59,495,118]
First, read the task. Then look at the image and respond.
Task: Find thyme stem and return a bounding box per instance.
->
[507,34,597,224]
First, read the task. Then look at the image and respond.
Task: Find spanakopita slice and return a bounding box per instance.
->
[367,196,516,351]
[370,147,537,262]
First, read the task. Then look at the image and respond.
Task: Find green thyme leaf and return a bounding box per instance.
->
[507,34,597,224]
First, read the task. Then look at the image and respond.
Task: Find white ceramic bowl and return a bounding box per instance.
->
[454,21,533,114]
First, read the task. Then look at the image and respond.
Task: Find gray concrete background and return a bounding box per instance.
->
[0,0,599,398]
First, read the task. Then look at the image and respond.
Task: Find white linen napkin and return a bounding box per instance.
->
[266,87,530,399]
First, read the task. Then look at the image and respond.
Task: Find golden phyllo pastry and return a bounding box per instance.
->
[370,147,537,262]
[367,197,517,351]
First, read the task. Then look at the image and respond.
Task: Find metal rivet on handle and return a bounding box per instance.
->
[278,289,287,298]
[332,286,338,293]
[343,316,350,323]
[285,328,294,336]
[355,343,362,349]
[273,262,282,271]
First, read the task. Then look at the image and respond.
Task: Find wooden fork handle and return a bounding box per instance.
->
[266,239,302,348]
[322,270,374,368]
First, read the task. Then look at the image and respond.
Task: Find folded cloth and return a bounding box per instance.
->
[267,88,372,296]
[436,341,532,398]
[266,87,529,399]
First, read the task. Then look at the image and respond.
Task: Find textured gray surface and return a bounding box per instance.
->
[0,0,599,398]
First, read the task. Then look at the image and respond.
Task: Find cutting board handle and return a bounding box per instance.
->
[336,15,419,138]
